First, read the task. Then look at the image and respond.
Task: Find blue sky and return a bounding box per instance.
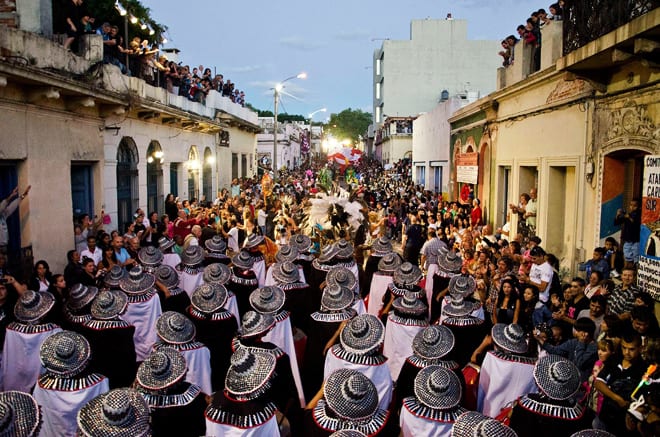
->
[140,0,540,119]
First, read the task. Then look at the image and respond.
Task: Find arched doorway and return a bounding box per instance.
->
[146,141,164,214]
[187,146,199,202]
[116,137,139,233]
[202,147,213,203]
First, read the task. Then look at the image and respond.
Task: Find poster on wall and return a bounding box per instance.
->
[638,155,660,301]
[456,152,478,184]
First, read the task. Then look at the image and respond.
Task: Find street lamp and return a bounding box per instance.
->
[308,107,326,160]
[273,72,306,176]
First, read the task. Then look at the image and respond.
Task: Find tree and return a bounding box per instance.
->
[325,108,372,144]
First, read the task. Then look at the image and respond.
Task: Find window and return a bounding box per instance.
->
[376,82,381,100]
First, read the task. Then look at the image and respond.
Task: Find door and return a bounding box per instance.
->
[146,141,163,214]
[71,163,93,218]
[116,138,139,233]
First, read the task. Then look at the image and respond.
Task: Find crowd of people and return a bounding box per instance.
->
[0,155,658,436]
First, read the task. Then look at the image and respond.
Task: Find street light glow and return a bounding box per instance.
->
[129,14,138,24]
[275,83,283,92]
[297,72,307,79]
[115,1,127,16]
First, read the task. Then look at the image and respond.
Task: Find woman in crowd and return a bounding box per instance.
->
[493,277,520,325]
[29,259,53,292]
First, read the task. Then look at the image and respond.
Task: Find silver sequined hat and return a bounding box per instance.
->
[249,286,285,315]
[371,236,392,257]
[491,323,528,355]
[0,391,41,437]
[275,245,299,263]
[321,284,354,312]
[191,283,228,314]
[103,265,126,289]
[205,235,227,253]
[414,365,462,409]
[225,347,276,400]
[40,330,91,378]
[158,236,176,252]
[394,262,423,288]
[14,290,55,323]
[437,248,463,274]
[317,243,339,264]
[91,289,128,320]
[67,283,99,311]
[137,246,163,268]
[533,354,581,400]
[156,311,196,345]
[155,265,183,291]
[412,325,455,360]
[324,369,379,421]
[335,240,354,259]
[243,233,265,249]
[442,296,477,318]
[377,253,402,273]
[119,266,155,295]
[232,249,255,270]
[392,290,428,317]
[290,234,312,253]
[272,261,300,284]
[76,388,150,437]
[202,263,231,285]
[340,314,385,356]
[570,431,616,437]
[180,245,204,267]
[326,266,357,290]
[239,311,276,339]
[330,432,367,437]
[451,411,518,437]
[448,275,477,299]
[136,347,187,392]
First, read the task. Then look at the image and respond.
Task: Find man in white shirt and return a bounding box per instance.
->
[80,235,103,266]
[521,245,553,303]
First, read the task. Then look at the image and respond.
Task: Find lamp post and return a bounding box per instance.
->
[273,72,306,177]
[307,107,326,162]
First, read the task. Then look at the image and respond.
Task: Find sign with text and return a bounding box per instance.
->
[638,155,660,301]
[456,152,478,184]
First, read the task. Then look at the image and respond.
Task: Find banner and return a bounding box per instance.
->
[638,155,660,301]
[456,152,478,184]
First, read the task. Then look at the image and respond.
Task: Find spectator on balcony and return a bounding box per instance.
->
[63,0,86,51]
[106,25,129,75]
[222,79,234,98]
[527,18,541,71]
[202,68,212,81]
[549,3,563,21]
[165,61,180,94]
[213,74,224,92]
[498,39,512,67]
[179,65,192,97]
[506,35,519,65]
[538,8,551,27]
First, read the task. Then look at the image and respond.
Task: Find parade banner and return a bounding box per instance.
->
[456,152,478,184]
[638,155,660,301]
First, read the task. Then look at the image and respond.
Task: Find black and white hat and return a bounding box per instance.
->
[321,284,354,312]
[136,347,187,392]
[243,233,265,249]
[225,347,276,401]
[324,369,378,421]
[442,297,476,318]
[414,366,462,410]
[275,245,299,263]
[203,263,231,285]
[180,246,204,267]
[0,391,41,437]
[40,330,91,378]
[156,311,196,345]
[103,265,126,289]
[371,236,393,257]
[570,431,616,437]
[412,325,455,360]
[119,266,155,296]
[191,283,228,314]
[378,253,402,273]
[392,290,428,317]
[394,262,423,288]
[340,314,385,356]
[158,236,176,252]
[290,234,312,253]
[330,432,367,437]
[205,235,227,253]
[137,246,163,268]
[533,355,581,401]
[91,290,128,320]
[451,411,518,437]
[491,323,528,355]
[272,261,300,284]
[326,266,357,290]
[335,240,354,259]
[76,388,150,437]
[317,243,339,264]
[249,286,285,315]
[437,248,463,274]
[155,265,183,291]
[239,311,276,339]
[67,284,99,311]
[448,275,477,299]
[14,290,55,323]
[232,249,255,270]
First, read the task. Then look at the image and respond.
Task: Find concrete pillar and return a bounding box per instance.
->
[16,0,52,36]
[541,21,563,70]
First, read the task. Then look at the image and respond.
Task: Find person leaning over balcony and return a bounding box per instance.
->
[63,0,85,51]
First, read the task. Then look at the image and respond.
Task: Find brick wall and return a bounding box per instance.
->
[0,0,17,28]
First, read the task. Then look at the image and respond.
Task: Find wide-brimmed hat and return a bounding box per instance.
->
[412,325,455,360]
[324,369,378,421]
[330,432,367,437]
[67,283,98,311]
[239,311,276,339]
[205,235,227,253]
[203,263,231,285]
[40,330,91,378]
[0,391,41,437]
[155,265,182,290]
[448,275,477,299]
[321,284,354,312]
[225,347,276,400]
[371,236,392,257]
[326,266,356,290]
[103,265,126,288]
[191,283,228,314]
[534,355,581,400]
[156,311,196,344]
[317,243,339,264]
[392,290,428,317]
[136,347,187,392]
[394,262,423,288]
[180,246,204,267]
[437,248,463,274]
[272,261,300,284]
[243,233,265,249]
[275,245,299,263]
[340,314,384,356]
[137,246,163,268]
[451,411,518,437]
[119,266,155,295]
[232,249,255,270]
[414,366,462,409]
[570,431,616,437]
[290,234,311,253]
[91,290,128,320]
[158,236,176,252]
[249,286,285,315]
[76,389,150,437]
[492,323,528,355]
[14,290,55,323]
[335,240,354,259]
[378,253,402,273]
[442,297,476,318]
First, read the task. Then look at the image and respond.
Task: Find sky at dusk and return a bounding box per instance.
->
[140,0,542,119]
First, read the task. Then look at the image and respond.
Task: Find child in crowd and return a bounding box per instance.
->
[584,338,615,415]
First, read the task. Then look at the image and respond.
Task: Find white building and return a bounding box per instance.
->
[256,118,307,171]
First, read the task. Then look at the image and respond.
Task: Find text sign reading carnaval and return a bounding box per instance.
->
[639,155,660,301]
